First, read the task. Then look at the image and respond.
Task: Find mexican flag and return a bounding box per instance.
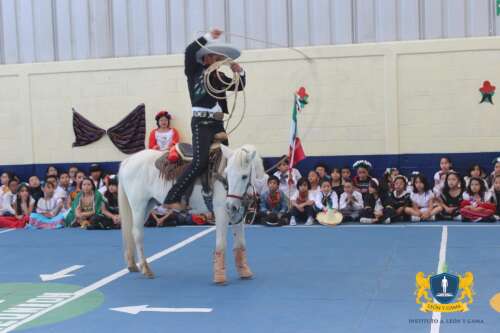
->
[288,87,309,167]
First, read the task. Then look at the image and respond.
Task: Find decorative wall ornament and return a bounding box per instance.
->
[479,81,495,104]
[72,104,146,154]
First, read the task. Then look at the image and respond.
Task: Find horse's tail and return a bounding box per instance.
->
[119,177,136,266]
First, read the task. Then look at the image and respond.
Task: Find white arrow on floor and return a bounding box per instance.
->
[110,305,213,315]
[40,265,85,282]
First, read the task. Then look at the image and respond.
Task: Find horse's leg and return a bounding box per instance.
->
[232,222,253,279]
[131,205,154,279]
[118,182,139,272]
[213,205,228,284]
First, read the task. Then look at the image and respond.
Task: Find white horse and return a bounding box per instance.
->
[118,144,266,284]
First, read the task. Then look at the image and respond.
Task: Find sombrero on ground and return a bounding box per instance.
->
[316,209,343,226]
[196,42,241,64]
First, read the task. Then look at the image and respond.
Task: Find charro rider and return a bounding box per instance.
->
[164,28,246,211]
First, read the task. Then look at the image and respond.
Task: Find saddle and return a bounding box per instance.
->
[154,132,227,184]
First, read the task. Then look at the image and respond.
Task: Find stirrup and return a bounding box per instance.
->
[202,191,214,213]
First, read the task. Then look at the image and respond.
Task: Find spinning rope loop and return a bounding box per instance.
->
[195,39,246,136]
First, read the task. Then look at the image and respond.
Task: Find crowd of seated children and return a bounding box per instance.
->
[3,155,500,229]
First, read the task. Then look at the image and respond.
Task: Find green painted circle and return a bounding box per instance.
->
[0,283,104,331]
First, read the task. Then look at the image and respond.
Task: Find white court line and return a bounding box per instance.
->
[0,229,15,234]
[279,224,500,228]
[0,226,215,333]
[430,226,448,333]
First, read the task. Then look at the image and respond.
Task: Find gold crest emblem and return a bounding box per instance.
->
[415,271,475,312]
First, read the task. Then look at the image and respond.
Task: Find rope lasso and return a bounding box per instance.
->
[194,38,246,135]
[194,30,312,137]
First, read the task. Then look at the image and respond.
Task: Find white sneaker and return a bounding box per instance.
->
[383,218,391,224]
[429,215,436,221]
[359,217,374,224]
[411,216,421,222]
[453,214,462,221]
[289,217,297,226]
[305,217,314,226]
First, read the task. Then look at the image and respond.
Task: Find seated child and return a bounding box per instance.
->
[145,205,176,227]
[352,160,373,199]
[406,174,441,222]
[314,163,331,183]
[0,184,34,228]
[330,168,344,197]
[0,179,18,217]
[433,157,452,195]
[464,164,487,188]
[313,179,339,216]
[64,178,103,228]
[437,171,464,221]
[28,182,65,229]
[290,178,315,226]
[360,179,384,224]
[307,170,321,197]
[273,155,302,199]
[491,175,500,221]
[460,177,495,222]
[488,157,500,187]
[258,175,289,226]
[341,166,352,183]
[87,176,121,230]
[339,179,364,222]
[382,175,411,223]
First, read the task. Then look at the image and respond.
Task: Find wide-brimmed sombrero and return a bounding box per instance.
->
[316,209,343,226]
[196,43,241,64]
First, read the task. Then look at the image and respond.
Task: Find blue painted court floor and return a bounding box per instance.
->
[0,222,499,333]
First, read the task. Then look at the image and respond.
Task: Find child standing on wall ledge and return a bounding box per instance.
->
[148,110,180,152]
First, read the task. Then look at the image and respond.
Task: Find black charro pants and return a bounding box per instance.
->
[164,117,226,204]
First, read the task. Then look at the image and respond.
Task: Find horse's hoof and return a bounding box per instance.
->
[128,266,140,273]
[144,272,155,279]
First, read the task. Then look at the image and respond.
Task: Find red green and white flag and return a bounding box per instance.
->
[288,87,309,168]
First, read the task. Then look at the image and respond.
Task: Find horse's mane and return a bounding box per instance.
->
[230,145,265,181]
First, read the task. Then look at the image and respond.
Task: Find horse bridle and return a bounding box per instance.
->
[225,171,256,224]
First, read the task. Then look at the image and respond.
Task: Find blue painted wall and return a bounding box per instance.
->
[2,151,500,183]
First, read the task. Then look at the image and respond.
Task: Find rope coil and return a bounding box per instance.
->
[200,58,246,135]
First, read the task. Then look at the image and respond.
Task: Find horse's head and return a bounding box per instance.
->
[221,144,265,221]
